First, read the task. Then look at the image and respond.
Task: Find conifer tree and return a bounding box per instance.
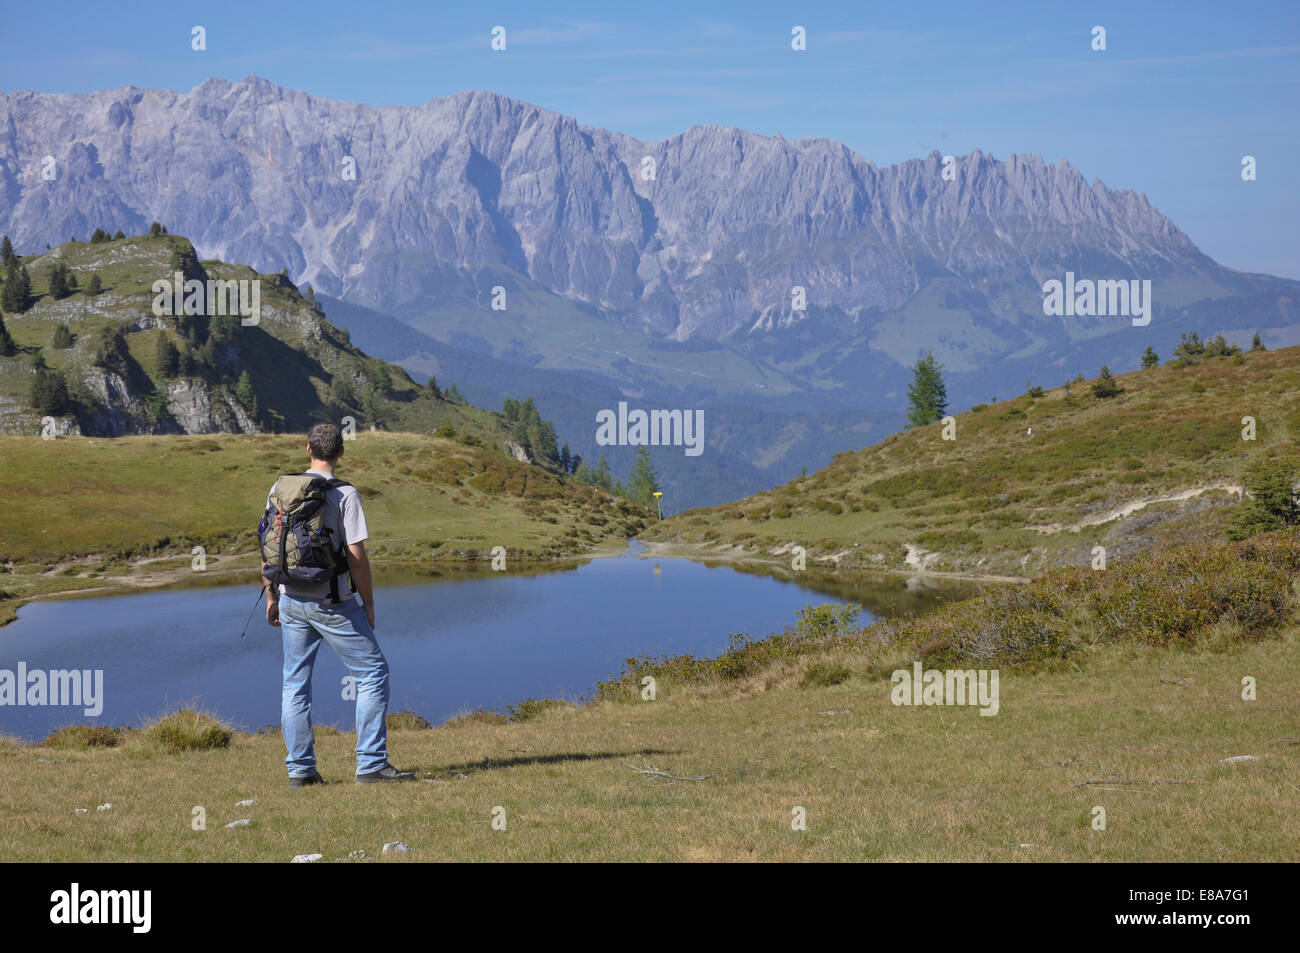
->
[905,350,948,427]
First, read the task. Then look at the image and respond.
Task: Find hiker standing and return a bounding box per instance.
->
[259,422,413,787]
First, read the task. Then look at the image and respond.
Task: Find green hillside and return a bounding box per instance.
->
[0,431,651,625]
[642,346,1300,578]
[0,231,514,445]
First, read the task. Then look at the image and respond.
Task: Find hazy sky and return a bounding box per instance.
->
[2,0,1297,277]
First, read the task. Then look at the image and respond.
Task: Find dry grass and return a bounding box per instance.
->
[1,622,1295,862]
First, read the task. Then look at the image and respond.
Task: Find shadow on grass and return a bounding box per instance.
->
[424,748,678,778]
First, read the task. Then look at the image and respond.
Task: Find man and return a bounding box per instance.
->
[262,422,414,787]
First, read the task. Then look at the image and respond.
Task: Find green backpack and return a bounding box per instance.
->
[258,473,353,601]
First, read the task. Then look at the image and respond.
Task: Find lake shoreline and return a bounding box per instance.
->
[623,539,1031,585]
[1,536,1022,628]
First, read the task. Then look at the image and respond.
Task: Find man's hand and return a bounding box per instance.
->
[266,598,280,627]
[363,602,376,631]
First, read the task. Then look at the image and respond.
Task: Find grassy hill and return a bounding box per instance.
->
[0,231,514,445]
[642,345,1300,578]
[4,531,1296,862]
[0,431,651,624]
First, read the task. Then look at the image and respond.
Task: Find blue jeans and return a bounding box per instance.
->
[279,593,390,777]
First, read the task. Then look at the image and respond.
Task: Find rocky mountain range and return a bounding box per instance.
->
[2,76,1295,507]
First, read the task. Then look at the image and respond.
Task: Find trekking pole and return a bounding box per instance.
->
[240,584,269,639]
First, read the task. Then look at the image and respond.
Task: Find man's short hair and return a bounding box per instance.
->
[308,423,345,463]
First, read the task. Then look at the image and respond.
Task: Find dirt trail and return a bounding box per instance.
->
[1027,482,1243,535]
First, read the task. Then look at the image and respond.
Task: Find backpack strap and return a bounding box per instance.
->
[316,475,353,603]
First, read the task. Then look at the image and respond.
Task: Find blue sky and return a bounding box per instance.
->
[2,0,1297,277]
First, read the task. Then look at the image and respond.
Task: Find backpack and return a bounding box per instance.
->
[259,473,354,602]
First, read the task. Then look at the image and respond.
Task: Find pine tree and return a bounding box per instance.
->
[235,370,258,417]
[1251,332,1266,352]
[369,361,392,396]
[0,235,14,266]
[1091,365,1121,398]
[113,230,125,240]
[86,273,103,296]
[626,447,661,508]
[1173,332,1206,364]
[1141,346,1159,369]
[1229,459,1298,540]
[155,335,180,377]
[47,263,72,300]
[568,452,582,475]
[445,382,464,402]
[0,311,14,356]
[198,335,218,369]
[905,351,947,427]
[425,374,440,398]
[559,443,572,473]
[1,262,32,313]
[149,222,163,237]
[330,375,356,408]
[593,455,614,491]
[51,324,74,349]
[528,418,558,464]
[30,367,71,415]
[90,228,108,243]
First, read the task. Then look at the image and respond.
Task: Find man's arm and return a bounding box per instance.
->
[263,573,280,627]
[347,541,375,630]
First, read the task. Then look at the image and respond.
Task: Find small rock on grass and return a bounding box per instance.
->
[235,799,256,807]
[225,818,252,828]
[383,841,412,855]
[348,850,367,860]
[74,808,89,815]
[291,853,323,863]
[1220,755,1259,763]
[96,803,113,811]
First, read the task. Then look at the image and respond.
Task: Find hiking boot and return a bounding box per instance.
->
[355,763,415,784]
[289,771,327,789]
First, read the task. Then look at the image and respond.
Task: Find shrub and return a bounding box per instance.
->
[386,710,432,731]
[801,660,853,687]
[596,603,864,699]
[145,709,231,752]
[506,698,571,722]
[1091,366,1122,398]
[44,724,123,749]
[443,710,508,728]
